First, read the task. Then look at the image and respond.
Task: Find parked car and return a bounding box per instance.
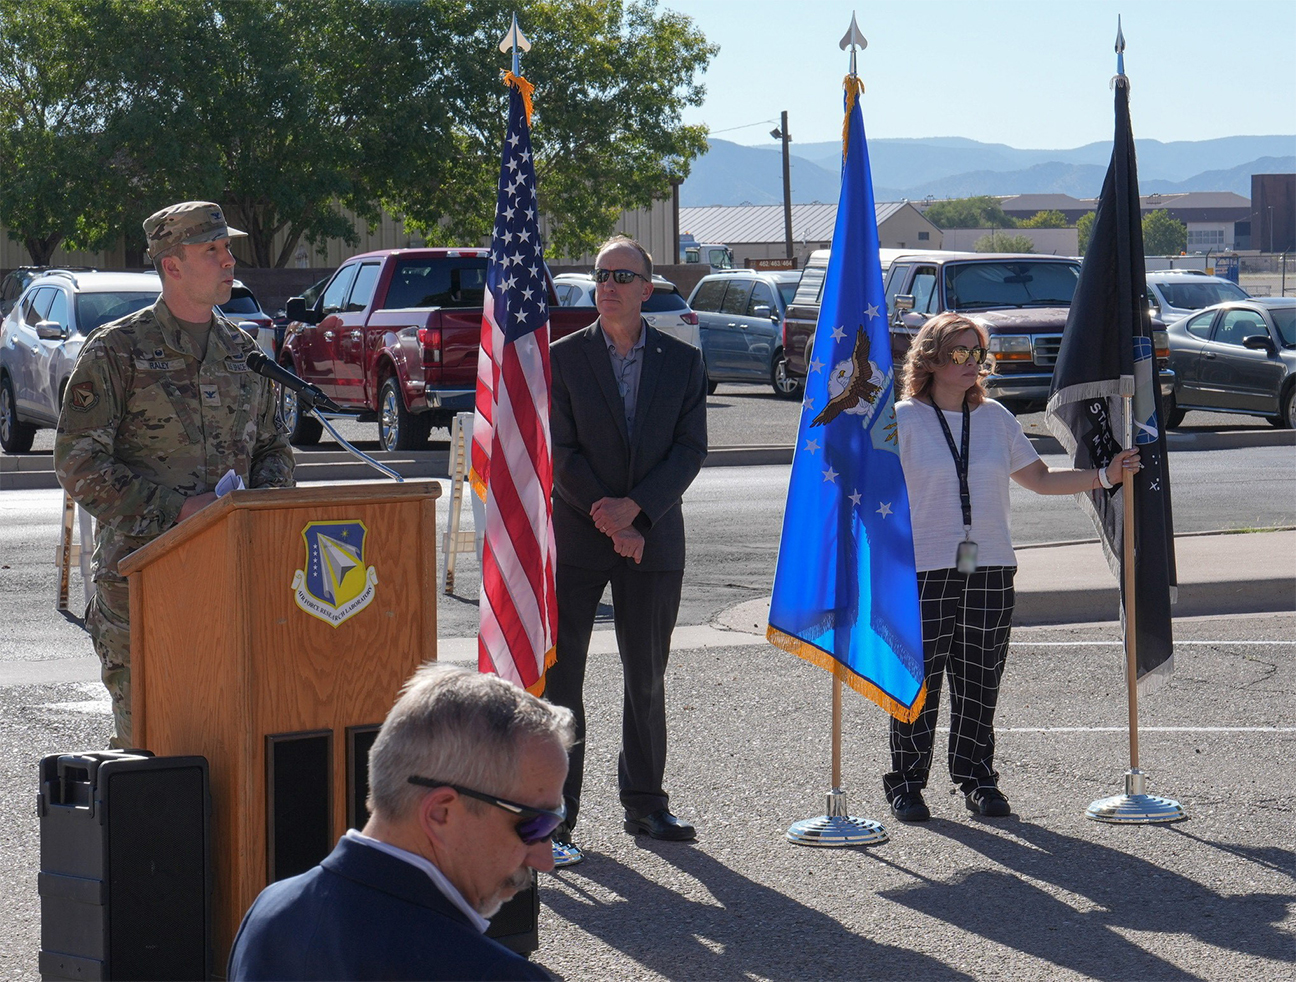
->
[1,270,160,452]
[274,276,329,330]
[281,248,592,449]
[678,234,735,271]
[1146,270,1249,322]
[1,266,96,317]
[552,272,700,349]
[783,249,1173,414]
[1165,297,1296,428]
[687,268,803,398]
[218,282,274,355]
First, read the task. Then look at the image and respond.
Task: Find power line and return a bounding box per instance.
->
[708,119,777,136]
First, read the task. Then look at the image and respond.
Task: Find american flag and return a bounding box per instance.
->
[472,73,558,694]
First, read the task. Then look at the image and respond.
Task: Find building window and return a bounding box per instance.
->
[1187,228,1225,249]
[918,231,930,241]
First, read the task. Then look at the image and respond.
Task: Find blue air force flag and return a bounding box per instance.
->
[766,77,925,722]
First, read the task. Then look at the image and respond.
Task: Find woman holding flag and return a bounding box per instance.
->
[884,312,1140,822]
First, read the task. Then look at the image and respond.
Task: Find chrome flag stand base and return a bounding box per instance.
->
[1086,768,1186,824]
[787,789,888,847]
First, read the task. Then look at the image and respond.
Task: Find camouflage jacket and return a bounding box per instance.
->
[54,298,295,582]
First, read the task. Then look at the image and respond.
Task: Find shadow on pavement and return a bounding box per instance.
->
[878,817,1294,980]
[543,843,972,980]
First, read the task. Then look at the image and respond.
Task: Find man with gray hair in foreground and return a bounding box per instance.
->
[228,663,573,981]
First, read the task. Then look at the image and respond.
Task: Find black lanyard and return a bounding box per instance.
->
[931,398,972,529]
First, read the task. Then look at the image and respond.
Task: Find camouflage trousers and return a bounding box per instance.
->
[87,578,132,749]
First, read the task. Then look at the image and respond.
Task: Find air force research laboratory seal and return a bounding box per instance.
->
[292,520,378,627]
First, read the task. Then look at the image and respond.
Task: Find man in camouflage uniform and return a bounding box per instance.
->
[55,201,294,748]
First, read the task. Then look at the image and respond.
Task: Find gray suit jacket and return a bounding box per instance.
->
[550,319,707,571]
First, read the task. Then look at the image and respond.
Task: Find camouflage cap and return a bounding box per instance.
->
[143,201,246,259]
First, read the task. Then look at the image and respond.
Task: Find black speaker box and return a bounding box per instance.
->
[38,750,212,981]
[484,870,539,956]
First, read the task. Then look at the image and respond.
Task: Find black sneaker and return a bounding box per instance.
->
[965,786,1011,817]
[890,791,931,822]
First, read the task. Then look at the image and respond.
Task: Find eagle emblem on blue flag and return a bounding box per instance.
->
[292,520,378,627]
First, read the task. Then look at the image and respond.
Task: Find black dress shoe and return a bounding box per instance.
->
[623,809,696,841]
[890,791,931,822]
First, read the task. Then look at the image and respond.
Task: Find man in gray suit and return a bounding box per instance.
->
[544,235,707,865]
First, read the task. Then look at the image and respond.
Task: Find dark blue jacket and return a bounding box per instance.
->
[227,836,549,981]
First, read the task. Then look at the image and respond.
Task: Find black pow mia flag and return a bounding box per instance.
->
[1045,76,1177,693]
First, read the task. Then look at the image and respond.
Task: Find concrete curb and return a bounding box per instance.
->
[3,426,1291,489]
[714,529,1296,633]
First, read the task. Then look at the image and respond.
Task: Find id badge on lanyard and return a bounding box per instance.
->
[933,399,978,574]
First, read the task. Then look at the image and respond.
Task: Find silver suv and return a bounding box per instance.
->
[1,270,161,452]
[1146,270,1249,323]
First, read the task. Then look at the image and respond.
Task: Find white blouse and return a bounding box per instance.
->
[896,397,1040,572]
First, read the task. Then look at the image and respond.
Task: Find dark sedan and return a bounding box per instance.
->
[1165,297,1295,428]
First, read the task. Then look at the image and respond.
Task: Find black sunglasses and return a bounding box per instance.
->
[593,267,648,285]
[408,777,565,844]
[948,345,988,365]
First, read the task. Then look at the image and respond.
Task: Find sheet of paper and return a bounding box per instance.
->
[215,468,246,497]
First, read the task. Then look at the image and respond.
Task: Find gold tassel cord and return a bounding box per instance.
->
[841,74,864,163]
[503,71,535,126]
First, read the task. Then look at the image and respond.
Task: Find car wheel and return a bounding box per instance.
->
[1277,381,1296,429]
[1163,392,1186,429]
[280,380,322,446]
[379,377,430,451]
[0,374,37,453]
[771,349,803,400]
[707,378,719,395]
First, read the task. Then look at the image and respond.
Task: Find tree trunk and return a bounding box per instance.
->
[25,234,63,266]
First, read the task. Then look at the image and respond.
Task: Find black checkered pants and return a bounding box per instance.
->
[884,565,1016,800]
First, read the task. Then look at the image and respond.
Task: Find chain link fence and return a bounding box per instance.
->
[1239,253,1293,297]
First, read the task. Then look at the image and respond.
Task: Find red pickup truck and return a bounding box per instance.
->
[281,248,591,449]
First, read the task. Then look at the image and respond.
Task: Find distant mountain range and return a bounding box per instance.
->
[680,135,1296,207]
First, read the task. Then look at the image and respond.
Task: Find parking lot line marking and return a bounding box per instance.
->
[1012,640,1295,646]
[940,726,1296,733]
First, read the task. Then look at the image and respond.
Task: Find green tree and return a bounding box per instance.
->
[0,1,133,263]
[1143,208,1187,256]
[973,230,1035,253]
[1076,211,1096,255]
[922,195,1016,230]
[0,0,715,267]
[394,0,715,259]
[1019,209,1068,229]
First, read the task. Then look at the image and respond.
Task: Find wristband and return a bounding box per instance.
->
[1097,465,1114,490]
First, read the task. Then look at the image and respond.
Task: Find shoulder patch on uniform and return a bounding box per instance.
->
[69,380,99,412]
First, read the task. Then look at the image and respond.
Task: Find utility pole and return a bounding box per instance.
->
[771,112,793,260]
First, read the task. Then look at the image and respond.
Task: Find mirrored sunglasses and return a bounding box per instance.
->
[408,777,566,844]
[948,345,988,365]
[593,267,648,285]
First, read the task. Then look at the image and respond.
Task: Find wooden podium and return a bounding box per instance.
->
[118,481,440,969]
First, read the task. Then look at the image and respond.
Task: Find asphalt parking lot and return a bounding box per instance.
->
[1,611,1291,980]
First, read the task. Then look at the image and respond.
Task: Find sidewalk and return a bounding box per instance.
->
[712,528,1296,636]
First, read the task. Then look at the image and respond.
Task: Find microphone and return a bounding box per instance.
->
[245,350,342,413]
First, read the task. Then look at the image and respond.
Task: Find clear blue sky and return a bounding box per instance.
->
[659,0,1296,149]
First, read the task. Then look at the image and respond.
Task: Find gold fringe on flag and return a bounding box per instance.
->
[503,71,535,126]
[526,644,558,697]
[841,74,865,163]
[767,624,927,724]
